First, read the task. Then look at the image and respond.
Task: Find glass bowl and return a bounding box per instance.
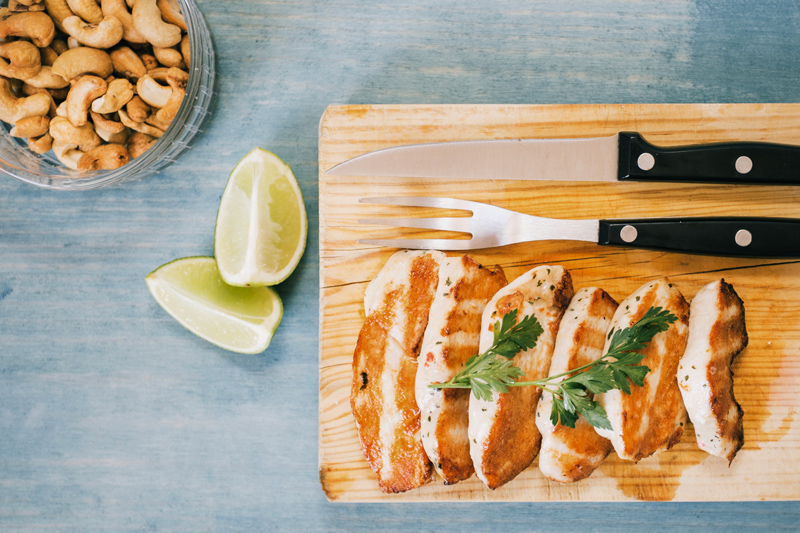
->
[0,0,215,190]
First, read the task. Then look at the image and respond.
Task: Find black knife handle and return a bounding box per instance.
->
[598,218,800,256]
[617,132,800,185]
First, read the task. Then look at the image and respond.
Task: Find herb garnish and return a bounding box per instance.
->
[430,306,677,430]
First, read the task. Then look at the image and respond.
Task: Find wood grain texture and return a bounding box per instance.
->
[3,0,800,529]
[319,103,800,502]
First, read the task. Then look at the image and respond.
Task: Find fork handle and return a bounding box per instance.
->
[618,132,800,185]
[599,218,800,257]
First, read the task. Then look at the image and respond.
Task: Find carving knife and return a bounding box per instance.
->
[326,132,800,185]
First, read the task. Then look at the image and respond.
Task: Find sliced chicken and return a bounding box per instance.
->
[469,265,573,489]
[416,255,508,485]
[536,287,618,483]
[595,278,690,462]
[678,279,748,464]
[351,250,445,493]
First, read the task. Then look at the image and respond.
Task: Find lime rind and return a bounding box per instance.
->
[146,257,283,354]
[214,148,308,287]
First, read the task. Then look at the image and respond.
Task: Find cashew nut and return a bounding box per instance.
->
[127,131,155,158]
[52,47,113,80]
[94,122,129,143]
[66,0,102,24]
[109,46,146,81]
[0,11,55,47]
[23,65,69,88]
[11,114,49,137]
[144,112,170,131]
[65,74,106,126]
[52,140,83,169]
[9,0,47,13]
[92,111,130,144]
[132,0,181,47]
[135,74,170,108]
[55,99,67,117]
[43,0,74,32]
[0,76,51,123]
[21,82,57,115]
[152,45,183,68]
[49,86,69,100]
[90,109,124,132]
[118,108,163,137]
[146,67,170,82]
[90,77,132,113]
[155,66,186,124]
[49,115,101,150]
[77,142,129,170]
[0,41,42,80]
[62,15,124,48]
[125,94,150,121]
[50,38,68,55]
[156,0,185,31]
[139,52,158,71]
[100,0,146,43]
[28,131,53,153]
[39,45,59,66]
[67,36,80,48]
[179,34,189,68]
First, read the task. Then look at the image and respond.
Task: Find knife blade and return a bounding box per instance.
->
[326,132,800,185]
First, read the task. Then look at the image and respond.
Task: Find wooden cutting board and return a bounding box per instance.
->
[318,104,800,502]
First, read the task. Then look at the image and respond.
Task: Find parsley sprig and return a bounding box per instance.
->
[430,306,678,430]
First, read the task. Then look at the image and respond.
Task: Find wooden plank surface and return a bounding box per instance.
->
[319,103,800,502]
[4,0,800,529]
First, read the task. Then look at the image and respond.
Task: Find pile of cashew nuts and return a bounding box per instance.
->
[0,0,190,172]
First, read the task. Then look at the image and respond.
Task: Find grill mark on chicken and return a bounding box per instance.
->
[679,279,748,464]
[595,278,690,462]
[351,250,444,493]
[536,287,618,483]
[416,255,507,485]
[469,265,573,489]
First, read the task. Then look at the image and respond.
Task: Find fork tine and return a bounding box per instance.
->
[359,196,478,211]
[358,217,472,233]
[358,238,478,251]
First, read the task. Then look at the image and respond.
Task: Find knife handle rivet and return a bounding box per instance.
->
[735,156,753,174]
[735,229,752,247]
[620,225,638,243]
[637,153,655,171]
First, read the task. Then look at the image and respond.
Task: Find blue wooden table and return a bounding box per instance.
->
[2,1,800,530]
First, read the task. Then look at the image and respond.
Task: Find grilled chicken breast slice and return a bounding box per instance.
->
[416,255,507,485]
[678,279,748,464]
[469,265,573,489]
[351,250,445,493]
[536,287,618,483]
[595,278,690,462]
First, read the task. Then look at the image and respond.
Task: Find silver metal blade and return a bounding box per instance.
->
[327,134,620,181]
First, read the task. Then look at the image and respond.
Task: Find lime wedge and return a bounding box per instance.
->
[146,257,283,354]
[214,148,307,286]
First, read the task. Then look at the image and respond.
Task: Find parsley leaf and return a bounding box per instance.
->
[488,310,543,359]
[429,304,677,431]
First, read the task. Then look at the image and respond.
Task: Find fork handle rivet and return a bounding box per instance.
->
[735,229,752,247]
[735,156,753,174]
[620,225,638,243]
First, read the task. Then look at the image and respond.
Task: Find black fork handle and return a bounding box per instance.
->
[599,218,800,257]
[618,132,800,185]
